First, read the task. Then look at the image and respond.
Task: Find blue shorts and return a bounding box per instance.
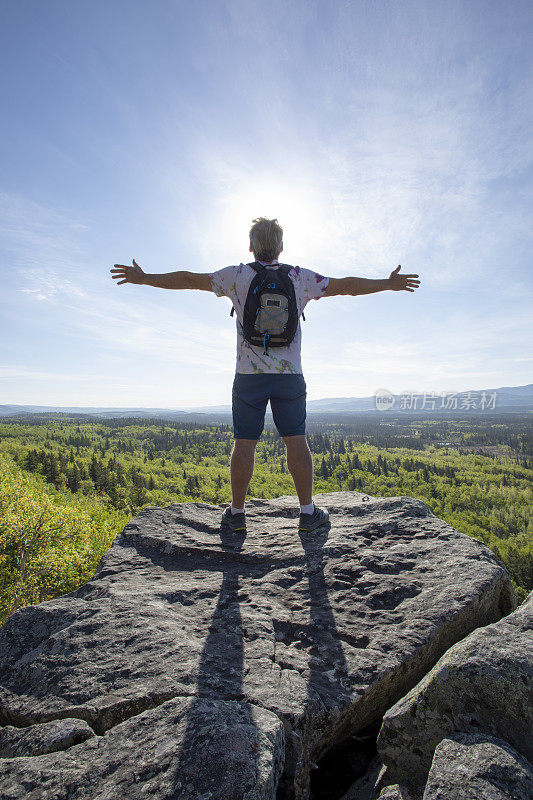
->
[232,373,307,440]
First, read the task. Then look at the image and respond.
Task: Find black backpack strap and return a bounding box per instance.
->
[277,264,305,320]
[247,261,266,274]
[231,263,264,315]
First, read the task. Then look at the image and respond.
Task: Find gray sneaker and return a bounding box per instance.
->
[298,504,330,532]
[221,507,247,532]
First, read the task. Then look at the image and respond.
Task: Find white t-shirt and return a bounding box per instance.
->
[209,259,329,374]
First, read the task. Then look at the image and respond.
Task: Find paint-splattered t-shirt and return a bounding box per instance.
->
[209,259,329,374]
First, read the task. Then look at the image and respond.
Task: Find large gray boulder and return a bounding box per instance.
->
[0,717,94,757]
[0,696,285,800]
[0,492,516,799]
[377,589,533,793]
[423,733,533,800]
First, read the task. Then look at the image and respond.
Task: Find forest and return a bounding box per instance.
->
[0,412,531,625]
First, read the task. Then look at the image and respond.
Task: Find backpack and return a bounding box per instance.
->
[230,262,304,355]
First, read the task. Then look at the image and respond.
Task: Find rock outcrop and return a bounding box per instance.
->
[422,733,533,800]
[0,716,94,757]
[0,492,517,799]
[376,586,533,797]
[0,696,285,800]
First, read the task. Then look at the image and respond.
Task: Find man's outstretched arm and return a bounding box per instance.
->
[110,259,213,291]
[323,265,420,297]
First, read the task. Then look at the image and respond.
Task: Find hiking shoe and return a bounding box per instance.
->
[298,504,330,532]
[221,507,247,532]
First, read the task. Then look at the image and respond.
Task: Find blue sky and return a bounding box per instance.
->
[1,0,532,407]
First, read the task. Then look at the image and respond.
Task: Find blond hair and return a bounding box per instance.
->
[249,217,283,262]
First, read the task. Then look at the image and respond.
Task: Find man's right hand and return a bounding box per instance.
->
[110,258,145,285]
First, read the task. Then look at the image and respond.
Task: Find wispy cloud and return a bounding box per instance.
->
[183,0,532,292]
[0,190,89,272]
[20,268,85,301]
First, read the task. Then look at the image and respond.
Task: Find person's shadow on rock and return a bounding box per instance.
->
[218,525,247,551]
[292,518,360,797]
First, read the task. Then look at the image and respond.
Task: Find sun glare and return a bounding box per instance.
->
[216,179,330,264]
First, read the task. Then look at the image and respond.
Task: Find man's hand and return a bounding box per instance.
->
[109,261,213,291]
[324,265,421,297]
[110,258,145,286]
[388,265,420,292]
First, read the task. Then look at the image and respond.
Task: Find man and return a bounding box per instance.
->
[111,217,420,533]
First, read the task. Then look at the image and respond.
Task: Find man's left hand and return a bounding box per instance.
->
[388,265,420,292]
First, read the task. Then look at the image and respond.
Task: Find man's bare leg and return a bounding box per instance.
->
[230,438,258,509]
[284,435,313,506]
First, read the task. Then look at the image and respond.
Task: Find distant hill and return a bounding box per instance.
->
[1,383,531,419]
[0,405,199,419]
[306,383,533,414]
